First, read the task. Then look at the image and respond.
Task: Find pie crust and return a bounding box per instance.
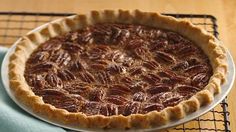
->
[8,10,227,129]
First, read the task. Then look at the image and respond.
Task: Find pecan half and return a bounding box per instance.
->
[108,64,126,74]
[187,58,199,65]
[175,85,201,96]
[137,26,163,39]
[172,58,199,71]
[123,102,141,116]
[107,50,125,63]
[158,70,186,83]
[146,84,172,94]
[97,71,112,84]
[94,59,109,66]
[111,27,122,40]
[120,76,132,84]
[143,60,160,70]
[89,89,105,101]
[63,82,91,95]
[136,26,145,37]
[94,45,110,53]
[29,51,49,63]
[90,64,106,70]
[79,71,96,83]
[155,51,176,64]
[88,45,110,60]
[148,29,162,39]
[184,64,207,75]
[129,67,145,76]
[158,70,175,78]
[51,50,71,66]
[178,45,196,56]
[164,43,185,54]
[125,39,145,50]
[110,27,130,44]
[191,73,210,87]
[129,81,148,93]
[123,57,134,67]
[45,72,63,88]
[70,94,85,101]
[92,24,112,44]
[142,103,164,113]
[105,95,128,105]
[76,30,93,44]
[70,60,87,71]
[42,92,79,112]
[148,93,162,103]
[26,74,45,89]
[63,42,84,53]
[133,46,149,59]
[108,84,131,96]
[58,69,76,81]
[81,102,101,115]
[172,61,189,71]
[154,92,184,107]
[41,40,62,51]
[100,103,118,116]
[133,92,146,102]
[30,62,56,73]
[167,31,187,43]
[40,89,67,96]
[142,73,161,84]
[162,96,183,107]
[149,38,168,51]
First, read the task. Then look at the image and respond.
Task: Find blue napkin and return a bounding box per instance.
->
[0,47,66,132]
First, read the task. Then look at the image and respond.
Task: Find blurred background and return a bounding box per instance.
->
[0,0,235,131]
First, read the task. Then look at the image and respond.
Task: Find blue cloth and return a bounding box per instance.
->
[0,47,66,132]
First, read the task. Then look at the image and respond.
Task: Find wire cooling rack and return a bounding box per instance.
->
[0,12,231,132]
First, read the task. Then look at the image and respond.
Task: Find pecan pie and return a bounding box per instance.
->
[8,10,227,129]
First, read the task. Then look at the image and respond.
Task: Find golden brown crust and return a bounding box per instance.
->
[8,10,227,129]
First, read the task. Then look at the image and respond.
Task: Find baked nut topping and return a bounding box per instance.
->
[24,23,213,116]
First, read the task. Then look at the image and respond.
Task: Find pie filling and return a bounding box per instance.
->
[24,23,213,116]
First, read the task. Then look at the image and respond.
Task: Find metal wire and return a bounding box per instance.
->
[0,12,231,132]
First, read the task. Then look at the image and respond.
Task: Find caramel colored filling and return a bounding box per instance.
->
[24,23,212,116]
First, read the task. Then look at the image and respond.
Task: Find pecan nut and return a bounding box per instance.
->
[191,73,210,87]
[97,71,112,84]
[99,103,118,116]
[142,103,164,113]
[58,69,76,81]
[105,95,128,105]
[89,89,105,101]
[108,64,126,74]
[123,102,141,116]
[79,71,96,83]
[147,84,172,94]
[155,51,176,64]
[143,60,160,70]
[51,50,71,66]
[133,92,146,102]
[46,72,63,88]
